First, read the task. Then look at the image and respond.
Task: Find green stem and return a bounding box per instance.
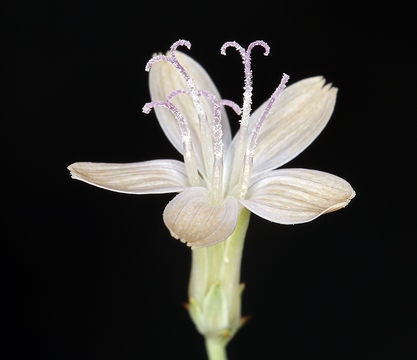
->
[205,337,227,360]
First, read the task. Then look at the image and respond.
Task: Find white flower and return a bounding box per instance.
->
[68,39,355,249]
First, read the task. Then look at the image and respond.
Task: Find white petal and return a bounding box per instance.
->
[149,51,232,157]
[163,187,239,249]
[241,168,355,224]
[248,76,337,175]
[68,159,188,194]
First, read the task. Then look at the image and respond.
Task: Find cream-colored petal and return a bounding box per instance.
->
[68,159,188,194]
[248,76,337,175]
[241,168,355,224]
[163,187,239,249]
[149,51,232,158]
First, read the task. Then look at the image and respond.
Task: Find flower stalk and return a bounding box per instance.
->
[188,208,251,359]
[205,336,228,360]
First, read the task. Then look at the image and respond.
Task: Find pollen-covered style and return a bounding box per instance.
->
[68,39,355,249]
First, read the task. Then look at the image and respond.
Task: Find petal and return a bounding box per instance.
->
[68,159,188,194]
[163,187,239,249]
[241,168,355,224]
[249,76,337,175]
[149,51,232,156]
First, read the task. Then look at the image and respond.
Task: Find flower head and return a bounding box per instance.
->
[68,39,355,249]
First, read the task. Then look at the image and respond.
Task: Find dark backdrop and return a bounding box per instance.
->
[10,2,416,359]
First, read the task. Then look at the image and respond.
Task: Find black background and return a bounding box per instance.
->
[10,2,416,359]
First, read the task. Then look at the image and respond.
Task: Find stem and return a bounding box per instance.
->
[205,337,227,360]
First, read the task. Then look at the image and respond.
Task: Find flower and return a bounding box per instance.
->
[68,39,355,249]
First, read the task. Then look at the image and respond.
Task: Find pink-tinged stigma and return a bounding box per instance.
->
[221,40,271,196]
[164,88,241,202]
[238,73,290,199]
[146,40,219,181]
[220,99,242,116]
[248,73,289,156]
[142,100,200,187]
[166,89,241,161]
[144,39,288,202]
[221,40,270,127]
[145,39,205,122]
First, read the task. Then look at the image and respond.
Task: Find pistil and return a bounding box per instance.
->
[221,40,270,196]
[165,88,241,203]
[146,40,214,180]
[238,73,290,198]
[142,100,200,186]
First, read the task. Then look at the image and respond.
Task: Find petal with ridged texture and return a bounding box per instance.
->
[68,160,188,194]
[248,76,337,175]
[241,168,355,224]
[163,187,240,249]
[149,52,232,157]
